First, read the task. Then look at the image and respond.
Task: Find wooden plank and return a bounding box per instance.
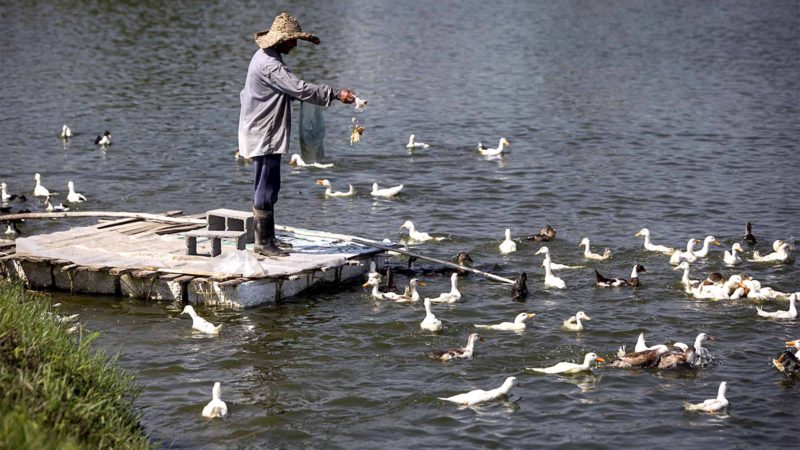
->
[97,209,184,229]
[0,211,205,225]
[60,264,80,272]
[109,268,130,276]
[130,270,158,278]
[154,223,206,235]
[173,275,196,284]
[159,273,183,281]
[218,278,249,286]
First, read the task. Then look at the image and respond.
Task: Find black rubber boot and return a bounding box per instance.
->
[268,208,293,250]
[253,208,288,257]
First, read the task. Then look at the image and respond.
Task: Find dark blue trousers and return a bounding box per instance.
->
[253,154,282,210]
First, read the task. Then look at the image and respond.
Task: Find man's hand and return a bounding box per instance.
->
[338,89,356,104]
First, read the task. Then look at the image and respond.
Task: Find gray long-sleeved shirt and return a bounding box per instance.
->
[238,48,335,157]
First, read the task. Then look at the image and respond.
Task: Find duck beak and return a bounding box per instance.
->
[595,357,606,363]
[478,336,485,342]
[417,281,426,286]
[634,231,641,237]
[707,335,715,341]
[527,313,536,318]
[713,240,721,246]
[786,340,798,347]
[584,316,592,321]
[362,281,370,288]
[315,179,325,185]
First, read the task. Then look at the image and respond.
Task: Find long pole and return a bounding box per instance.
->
[277,224,516,285]
[0,211,205,225]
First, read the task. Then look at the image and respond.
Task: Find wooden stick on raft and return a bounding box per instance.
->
[276,224,516,285]
[0,211,206,225]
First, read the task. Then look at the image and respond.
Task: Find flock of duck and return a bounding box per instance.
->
[357,220,797,411]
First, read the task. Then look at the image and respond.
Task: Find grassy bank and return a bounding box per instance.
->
[0,281,151,449]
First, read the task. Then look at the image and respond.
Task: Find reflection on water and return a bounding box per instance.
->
[2,0,800,448]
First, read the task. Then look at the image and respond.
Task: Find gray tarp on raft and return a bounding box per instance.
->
[14,224,371,278]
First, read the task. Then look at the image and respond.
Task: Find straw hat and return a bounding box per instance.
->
[254,13,320,49]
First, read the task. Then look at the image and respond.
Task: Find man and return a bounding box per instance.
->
[238,12,356,257]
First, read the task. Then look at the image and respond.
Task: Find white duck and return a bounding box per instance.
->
[683,382,729,414]
[723,242,744,266]
[201,382,229,418]
[4,223,19,238]
[33,173,51,197]
[690,332,713,363]
[670,239,698,265]
[535,246,566,289]
[751,242,793,263]
[562,311,591,331]
[425,273,461,303]
[426,333,483,361]
[400,220,443,242]
[315,179,355,197]
[536,246,584,270]
[634,228,675,255]
[1,182,11,202]
[181,305,222,335]
[66,181,87,203]
[59,124,73,139]
[634,332,669,353]
[499,229,517,254]
[420,297,443,332]
[362,276,388,300]
[406,134,430,149]
[439,376,517,406]
[383,278,425,303]
[527,352,604,374]
[45,195,69,212]
[579,237,611,260]
[371,182,403,198]
[474,312,536,331]
[288,153,333,169]
[693,235,720,258]
[477,137,510,156]
[756,293,797,319]
[740,278,788,300]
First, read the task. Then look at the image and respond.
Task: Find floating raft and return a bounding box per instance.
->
[0,209,385,308]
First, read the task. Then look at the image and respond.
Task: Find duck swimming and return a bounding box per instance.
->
[420,297,443,332]
[499,229,517,254]
[59,125,73,139]
[33,173,51,197]
[511,272,528,301]
[723,242,744,266]
[562,311,591,331]
[527,224,556,242]
[66,181,87,203]
[579,237,612,260]
[426,333,483,361]
[611,346,668,368]
[383,278,425,303]
[439,377,517,407]
[202,382,228,418]
[773,340,800,376]
[400,220,444,242]
[406,134,430,149]
[741,222,757,246]
[751,242,794,264]
[692,235,720,258]
[94,130,111,146]
[45,195,69,212]
[425,273,461,303]
[634,228,675,255]
[527,352,604,374]
[537,246,584,270]
[674,261,701,293]
[756,292,797,320]
[670,239,698,265]
[594,264,646,288]
[288,154,333,168]
[535,247,566,289]
[477,137,510,157]
[683,382,729,414]
[634,332,669,353]
[474,312,536,332]
[370,182,403,198]
[181,305,222,335]
[315,179,355,197]
[656,342,696,369]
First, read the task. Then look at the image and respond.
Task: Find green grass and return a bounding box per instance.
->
[0,280,151,449]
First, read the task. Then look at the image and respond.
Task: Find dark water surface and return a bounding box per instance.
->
[2,0,799,448]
